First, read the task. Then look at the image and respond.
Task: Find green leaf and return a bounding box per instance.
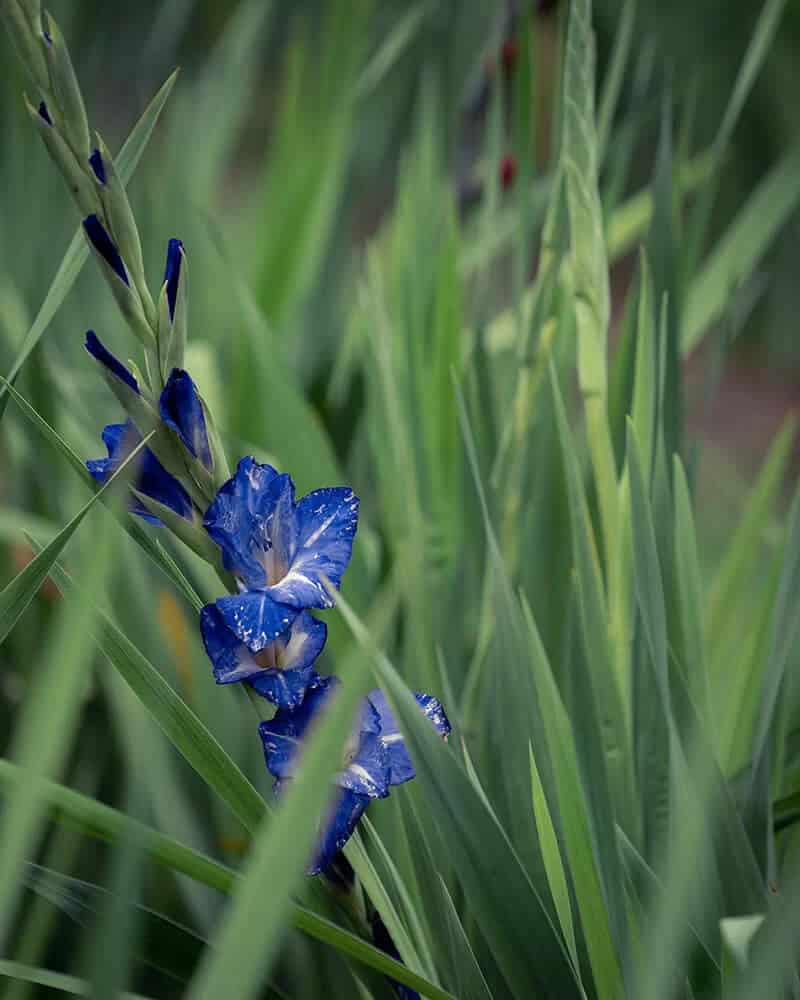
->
[0,69,178,416]
[355,3,429,100]
[559,0,610,398]
[708,414,797,653]
[436,876,493,1000]
[0,760,453,996]
[0,519,115,951]
[672,457,712,730]
[713,0,788,156]
[744,483,800,866]
[47,559,267,835]
[0,961,154,1000]
[334,589,582,999]
[596,0,635,160]
[549,367,636,840]
[626,420,669,703]
[0,429,154,646]
[684,145,800,354]
[529,744,579,970]
[347,820,429,979]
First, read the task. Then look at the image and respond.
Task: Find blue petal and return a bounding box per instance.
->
[38,101,53,125]
[201,606,325,709]
[413,692,452,738]
[89,149,106,184]
[163,238,183,321]
[307,788,371,875]
[340,732,390,799]
[367,689,451,787]
[83,214,128,286]
[86,419,193,523]
[159,369,212,470]
[215,590,298,652]
[272,611,327,672]
[85,331,139,393]
[203,457,281,587]
[268,488,359,609]
[259,678,337,780]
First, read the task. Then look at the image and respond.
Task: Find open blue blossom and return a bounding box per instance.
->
[259,678,451,874]
[87,420,193,525]
[204,457,359,652]
[159,368,212,470]
[200,604,325,709]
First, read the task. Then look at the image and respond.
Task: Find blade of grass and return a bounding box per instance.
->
[0,518,115,951]
[334,588,584,999]
[0,760,451,997]
[45,557,267,835]
[0,962,154,1000]
[529,744,579,970]
[684,145,800,354]
[0,429,154,645]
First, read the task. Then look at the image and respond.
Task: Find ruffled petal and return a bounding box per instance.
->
[215,590,298,653]
[200,603,260,685]
[269,488,359,609]
[274,611,327,672]
[367,689,451,787]
[203,456,280,587]
[201,606,325,709]
[259,679,336,780]
[159,369,212,469]
[340,732,390,799]
[85,331,139,393]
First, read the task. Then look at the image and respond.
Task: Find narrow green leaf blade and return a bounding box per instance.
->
[0,760,450,996]
[47,560,267,835]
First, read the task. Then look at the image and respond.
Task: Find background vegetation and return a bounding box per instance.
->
[1,1,799,997]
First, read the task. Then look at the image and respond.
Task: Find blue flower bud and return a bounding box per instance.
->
[82,214,129,286]
[89,148,106,185]
[163,238,184,322]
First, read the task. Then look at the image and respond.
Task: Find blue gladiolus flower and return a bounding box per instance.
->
[159,369,212,470]
[259,678,450,874]
[203,457,359,652]
[200,604,326,709]
[87,420,193,525]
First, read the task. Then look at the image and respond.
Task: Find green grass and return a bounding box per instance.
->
[1,0,799,997]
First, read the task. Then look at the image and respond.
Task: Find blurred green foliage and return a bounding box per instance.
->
[1,0,799,997]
